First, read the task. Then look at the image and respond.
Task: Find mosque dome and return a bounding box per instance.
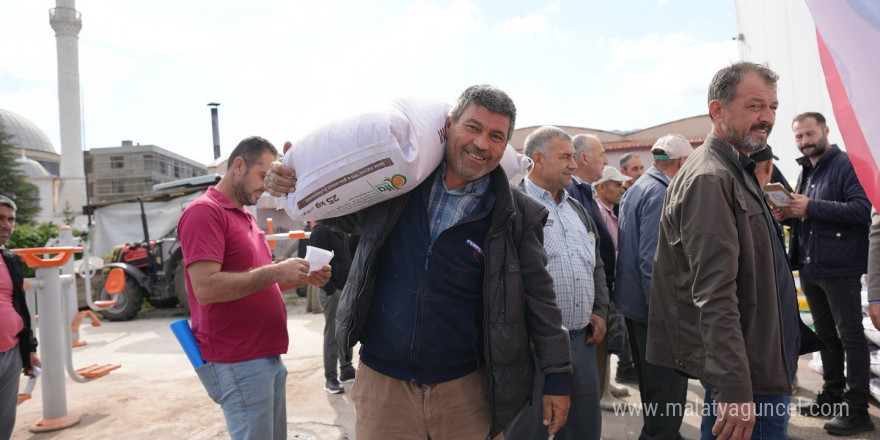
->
[15,154,53,178]
[0,108,57,154]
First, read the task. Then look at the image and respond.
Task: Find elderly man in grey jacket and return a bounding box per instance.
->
[505,126,609,440]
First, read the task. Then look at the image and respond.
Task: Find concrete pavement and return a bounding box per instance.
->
[10,297,880,439]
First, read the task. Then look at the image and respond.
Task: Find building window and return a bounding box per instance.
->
[143,154,153,171]
[111,156,124,169]
[174,165,180,178]
[159,162,166,175]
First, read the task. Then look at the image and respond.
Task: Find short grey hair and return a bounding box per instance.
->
[523,126,572,159]
[708,62,779,120]
[572,134,600,158]
[619,153,641,169]
[0,195,16,211]
[449,85,517,141]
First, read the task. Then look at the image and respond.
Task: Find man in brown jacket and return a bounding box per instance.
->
[647,62,804,440]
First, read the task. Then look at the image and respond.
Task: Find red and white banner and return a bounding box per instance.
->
[806,0,880,209]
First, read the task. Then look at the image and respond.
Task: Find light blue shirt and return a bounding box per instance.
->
[427,162,491,243]
[523,177,596,331]
[615,166,670,323]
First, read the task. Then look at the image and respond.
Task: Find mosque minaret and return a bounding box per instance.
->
[49,0,87,223]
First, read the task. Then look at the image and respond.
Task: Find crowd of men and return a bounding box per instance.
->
[264,62,877,440]
[2,61,879,440]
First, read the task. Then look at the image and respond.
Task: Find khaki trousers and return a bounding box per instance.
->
[353,363,503,440]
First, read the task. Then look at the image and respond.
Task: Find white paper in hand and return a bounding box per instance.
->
[304,246,334,273]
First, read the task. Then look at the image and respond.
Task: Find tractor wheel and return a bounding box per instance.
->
[173,261,190,315]
[98,274,144,321]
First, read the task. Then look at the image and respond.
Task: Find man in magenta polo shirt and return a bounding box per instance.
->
[178,136,330,440]
[0,195,41,439]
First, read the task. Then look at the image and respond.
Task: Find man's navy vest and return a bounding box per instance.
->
[360,175,495,383]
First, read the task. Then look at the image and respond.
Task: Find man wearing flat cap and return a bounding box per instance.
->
[593,166,631,257]
[616,134,693,440]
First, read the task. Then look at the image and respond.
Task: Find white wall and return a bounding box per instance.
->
[734,0,843,183]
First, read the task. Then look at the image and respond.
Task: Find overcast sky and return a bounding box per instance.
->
[0,0,739,166]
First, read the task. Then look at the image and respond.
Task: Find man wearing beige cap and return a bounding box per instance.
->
[616,134,692,440]
[592,166,631,256]
[591,166,635,410]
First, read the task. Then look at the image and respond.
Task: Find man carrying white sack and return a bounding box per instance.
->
[265,85,573,440]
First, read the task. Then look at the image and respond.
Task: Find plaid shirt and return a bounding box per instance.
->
[524,178,596,331]
[427,163,492,243]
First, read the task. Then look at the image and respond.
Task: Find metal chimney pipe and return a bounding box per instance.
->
[208,102,220,159]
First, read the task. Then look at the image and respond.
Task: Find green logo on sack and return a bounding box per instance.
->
[375,174,407,192]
